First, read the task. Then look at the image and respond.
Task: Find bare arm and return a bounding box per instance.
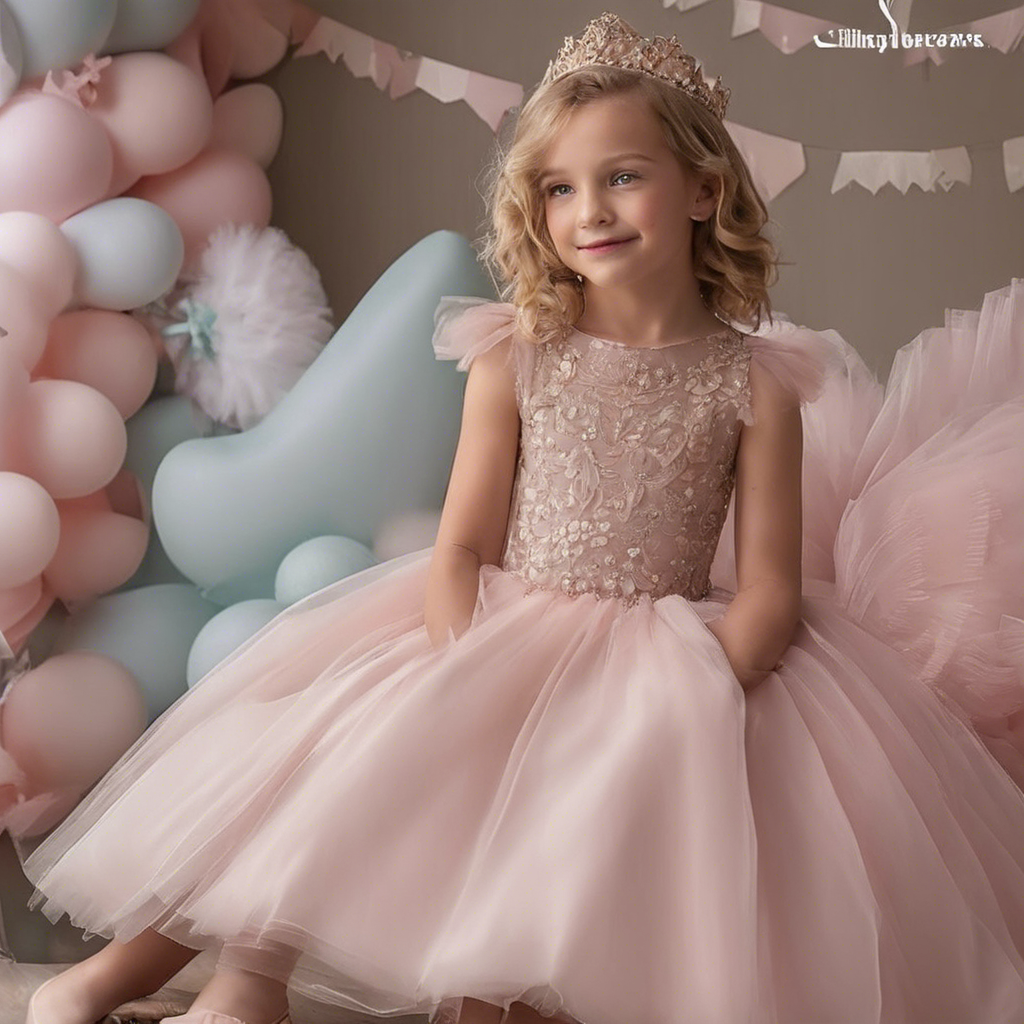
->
[707,359,803,691]
[424,335,520,650]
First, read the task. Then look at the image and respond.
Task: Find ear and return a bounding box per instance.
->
[690,172,719,222]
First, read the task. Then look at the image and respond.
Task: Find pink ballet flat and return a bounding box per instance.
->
[159,1010,291,1024]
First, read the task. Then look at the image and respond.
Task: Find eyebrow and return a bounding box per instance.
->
[538,152,656,184]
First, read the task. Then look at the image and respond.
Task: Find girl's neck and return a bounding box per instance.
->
[574,283,721,349]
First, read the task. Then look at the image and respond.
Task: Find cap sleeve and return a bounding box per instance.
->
[432,296,517,373]
[738,322,846,426]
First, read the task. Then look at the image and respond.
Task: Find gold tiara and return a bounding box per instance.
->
[540,11,730,121]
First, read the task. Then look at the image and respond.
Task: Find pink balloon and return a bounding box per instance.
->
[0,263,50,372]
[0,91,113,222]
[43,505,149,601]
[0,212,78,318]
[0,575,43,636]
[0,578,53,654]
[90,52,214,198]
[0,472,60,588]
[211,84,283,168]
[128,147,271,270]
[227,3,288,79]
[0,345,30,425]
[18,379,127,498]
[35,310,158,419]
[0,650,146,794]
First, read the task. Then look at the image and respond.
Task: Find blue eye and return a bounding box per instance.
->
[545,172,638,197]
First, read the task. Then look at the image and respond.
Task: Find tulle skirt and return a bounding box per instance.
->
[15,547,1024,1024]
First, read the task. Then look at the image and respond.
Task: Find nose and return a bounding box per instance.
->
[575,183,612,228]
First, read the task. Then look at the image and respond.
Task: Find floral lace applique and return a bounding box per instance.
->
[500,329,752,606]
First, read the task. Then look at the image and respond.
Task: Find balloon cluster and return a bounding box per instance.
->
[0,0,293,840]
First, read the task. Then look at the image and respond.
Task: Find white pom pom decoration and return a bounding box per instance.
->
[140,223,334,430]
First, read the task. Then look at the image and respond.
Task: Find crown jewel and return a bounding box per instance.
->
[540,11,730,120]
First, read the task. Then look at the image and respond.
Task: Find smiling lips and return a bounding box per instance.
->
[579,237,636,253]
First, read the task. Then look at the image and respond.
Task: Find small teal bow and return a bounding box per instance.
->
[162,297,219,360]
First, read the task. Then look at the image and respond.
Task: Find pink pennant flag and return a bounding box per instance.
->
[465,71,524,132]
[724,120,806,201]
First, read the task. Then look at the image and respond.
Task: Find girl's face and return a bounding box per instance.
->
[538,93,716,292]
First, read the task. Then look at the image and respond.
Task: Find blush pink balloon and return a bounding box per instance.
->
[0,472,60,588]
[0,345,30,425]
[18,379,127,498]
[0,263,50,372]
[0,650,146,794]
[227,2,288,79]
[211,84,283,168]
[0,578,53,654]
[128,147,271,270]
[0,212,77,318]
[0,575,43,635]
[35,310,158,419]
[43,505,149,601]
[90,52,214,198]
[0,91,113,222]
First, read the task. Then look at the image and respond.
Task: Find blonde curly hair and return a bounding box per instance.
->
[476,64,781,348]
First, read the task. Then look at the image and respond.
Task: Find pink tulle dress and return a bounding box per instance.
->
[14,281,1024,1024]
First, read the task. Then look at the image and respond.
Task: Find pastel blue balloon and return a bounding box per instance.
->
[186,599,285,688]
[60,197,184,312]
[5,0,116,77]
[52,583,220,723]
[152,229,495,604]
[0,3,24,105]
[275,535,378,606]
[102,0,201,54]
[117,396,219,594]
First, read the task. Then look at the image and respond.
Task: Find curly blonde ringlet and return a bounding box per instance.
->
[476,64,781,348]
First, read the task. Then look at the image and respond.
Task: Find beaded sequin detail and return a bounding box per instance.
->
[500,327,752,607]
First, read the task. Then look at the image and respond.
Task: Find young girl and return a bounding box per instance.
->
[17,11,1024,1024]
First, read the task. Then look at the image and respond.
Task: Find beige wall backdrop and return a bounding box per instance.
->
[262,0,1024,379]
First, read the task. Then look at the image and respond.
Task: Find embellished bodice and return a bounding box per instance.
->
[500,327,753,607]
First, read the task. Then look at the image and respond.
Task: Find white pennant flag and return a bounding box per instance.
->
[831,147,971,194]
[1004,136,1024,193]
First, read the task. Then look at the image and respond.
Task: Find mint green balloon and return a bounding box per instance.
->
[117,395,217,594]
[152,229,495,604]
[6,0,116,77]
[274,535,378,606]
[61,197,184,311]
[186,599,285,688]
[52,583,220,723]
[102,0,201,53]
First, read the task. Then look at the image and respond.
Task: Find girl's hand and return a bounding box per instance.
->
[704,616,783,693]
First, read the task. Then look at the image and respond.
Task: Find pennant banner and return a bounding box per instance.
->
[282,3,1023,198]
[292,10,523,132]
[729,0,1024,64]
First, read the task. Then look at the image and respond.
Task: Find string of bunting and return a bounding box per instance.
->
[285,1,1024,199]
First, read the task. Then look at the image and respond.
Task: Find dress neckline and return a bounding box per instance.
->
[571,323,738,351]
